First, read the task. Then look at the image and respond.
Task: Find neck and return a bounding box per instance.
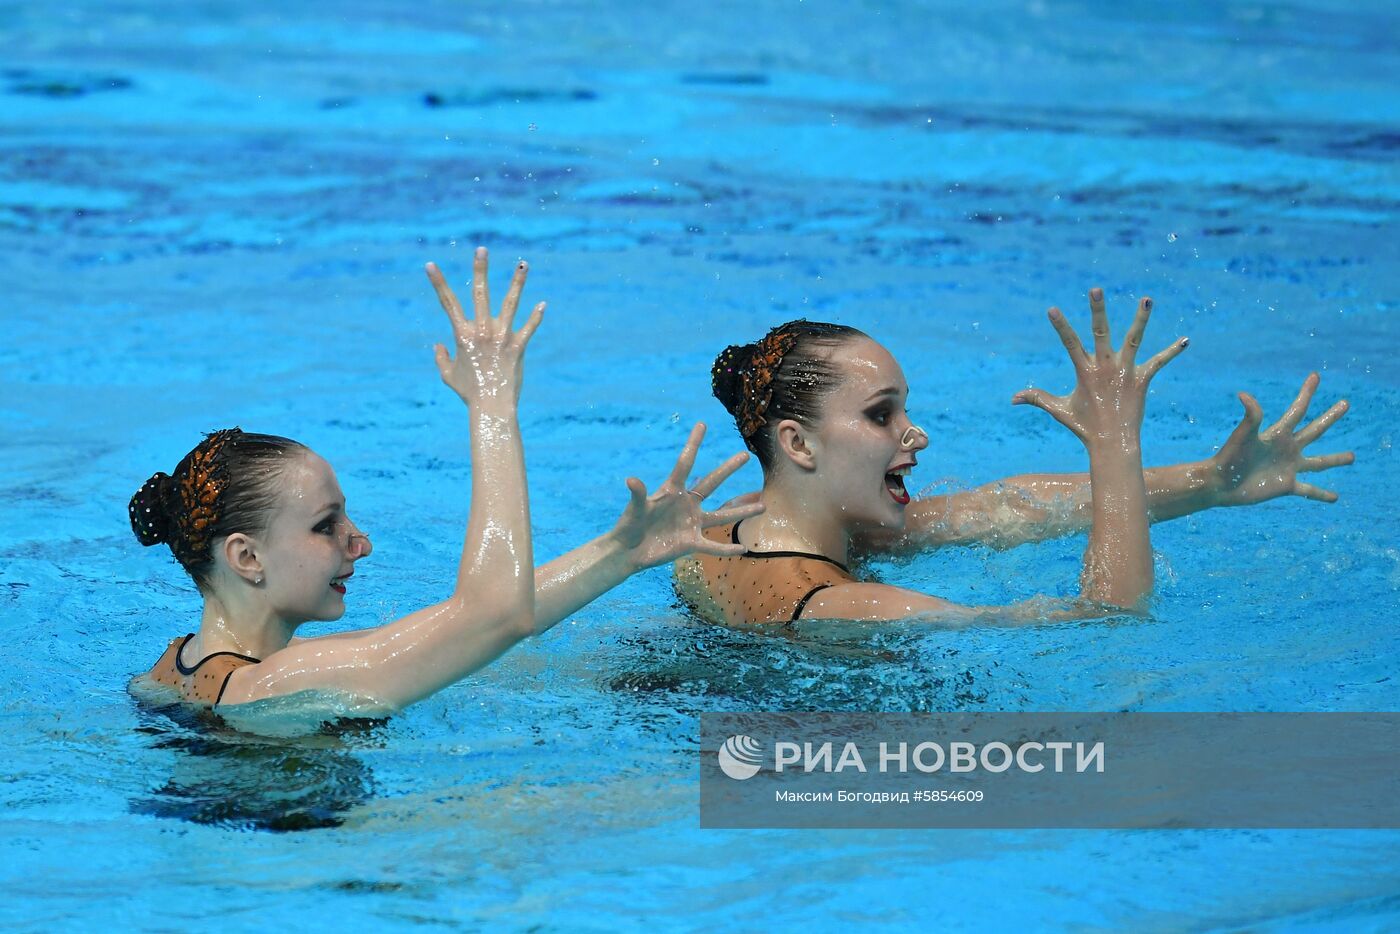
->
[194,592,296,660]
[744,481,851,566]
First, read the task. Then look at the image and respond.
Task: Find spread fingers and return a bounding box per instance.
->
[425,262,470,333]
[1299,451,1355,473]
[499,260,528,332]
[471,246,492,325]
[1120,296,1153,364]
[1293,481,1339,503]
[1265,372,1320,438]
[1088,287,1111,359]
[666,423,707,490]
[1047,307,1089,371]
[1294,399,1348,447]
[690,450,751,501]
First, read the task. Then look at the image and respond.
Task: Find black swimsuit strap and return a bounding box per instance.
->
[730,521,852,575]
[214,670,240,707]
[792,583,835,621]
[174,632,262,676]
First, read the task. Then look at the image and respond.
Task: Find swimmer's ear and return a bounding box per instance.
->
[773,419,816,471]
[220,532,263,584]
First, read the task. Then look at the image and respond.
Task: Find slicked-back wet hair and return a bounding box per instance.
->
[711,320,868,471]
[129,429,307,592]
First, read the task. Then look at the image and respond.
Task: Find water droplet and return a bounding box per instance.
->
[1167,232,1178,242]
[528,123,537,131]
[652,158,660,166]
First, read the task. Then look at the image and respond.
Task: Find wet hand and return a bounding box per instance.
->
[1208,373,1353,505]
[610,423,764,571]
[424,246,545,408]
[1012,287,1188,451]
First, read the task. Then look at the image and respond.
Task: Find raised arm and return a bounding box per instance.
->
[531,423,763,633]
[223,248,543,711]
[860,373,1352,555]
[806,289,1181,623]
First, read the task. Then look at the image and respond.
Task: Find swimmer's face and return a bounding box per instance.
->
[805,337,926,530]
[255,450,372,623]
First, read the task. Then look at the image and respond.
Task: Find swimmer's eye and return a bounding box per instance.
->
[314,518,337,535]
[866,406,892,426]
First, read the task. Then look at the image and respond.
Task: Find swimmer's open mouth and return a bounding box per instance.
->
[885,465,912,506]
[331,572,352,594]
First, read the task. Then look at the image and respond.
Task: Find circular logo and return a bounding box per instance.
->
[718,734,763,780]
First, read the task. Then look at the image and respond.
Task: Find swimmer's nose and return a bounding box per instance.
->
[347,522,372,558]
[900,424,929,451]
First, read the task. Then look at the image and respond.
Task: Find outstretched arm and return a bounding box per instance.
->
[225,248,543,711]
[857,373,1353,555]
[531,423,763,634]
[809,288,1179,621]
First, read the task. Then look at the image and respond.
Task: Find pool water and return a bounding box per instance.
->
[2,0,1398,929]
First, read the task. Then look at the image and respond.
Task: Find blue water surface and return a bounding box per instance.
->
[2,0,1398,930]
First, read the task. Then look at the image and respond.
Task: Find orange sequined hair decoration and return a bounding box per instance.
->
[173,427,241,561]
[735,328,800,438]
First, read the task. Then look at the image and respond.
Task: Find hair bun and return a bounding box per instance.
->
[711,342,754,416]
[129,472,176,547]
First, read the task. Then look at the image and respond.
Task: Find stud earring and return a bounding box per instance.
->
[254,575,263,585]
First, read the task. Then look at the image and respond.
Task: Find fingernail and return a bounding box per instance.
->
[1180,337,1190,347]
[1143,298,1153,310]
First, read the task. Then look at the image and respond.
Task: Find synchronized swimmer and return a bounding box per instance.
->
[129,249,760,716]
[130,250,1353,718]
[674,293,1352,625]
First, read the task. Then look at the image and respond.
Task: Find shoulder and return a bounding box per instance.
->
[144,633,260,708]
[799,581,965,622]
[215,625,384,707]
[201,654,260,706]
